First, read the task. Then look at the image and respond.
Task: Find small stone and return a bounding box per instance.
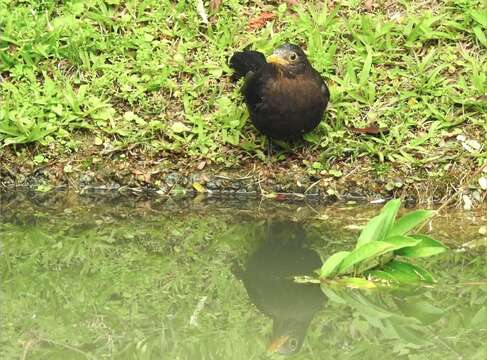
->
[229,181,242,191]
[63,164,73,173]
[466,140,481,150]
[165,173,179,186]
[462,194,472,211]
[472,191,481,201]
[392,178,404,188]
[206,181,219,190]
[462,139,481,153]
[479,226,487,236]
[79,173,93,184]
[479,177,487,190]
[197,161,206,170]
[326,188,337,195]
[171,121,190,133]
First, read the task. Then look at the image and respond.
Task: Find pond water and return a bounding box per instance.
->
[1,192,486,359]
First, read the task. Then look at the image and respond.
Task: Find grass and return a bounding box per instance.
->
[0,0,486,192]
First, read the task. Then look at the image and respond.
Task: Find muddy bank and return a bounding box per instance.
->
[1,149,485,208]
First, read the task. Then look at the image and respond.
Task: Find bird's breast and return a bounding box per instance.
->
[244,68,328,138]
[265,75,326,113]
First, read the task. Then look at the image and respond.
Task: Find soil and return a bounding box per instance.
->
[1,145,485,208]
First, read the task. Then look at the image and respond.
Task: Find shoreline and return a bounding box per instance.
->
[2,154,485,208]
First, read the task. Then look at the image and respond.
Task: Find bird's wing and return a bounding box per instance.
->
[229,50,267,80]
[312,69,330,100]
[242,64,275,112]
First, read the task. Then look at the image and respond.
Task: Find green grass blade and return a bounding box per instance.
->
[469,9,487,27]
[473,26,487,47]
[359,46,373,86]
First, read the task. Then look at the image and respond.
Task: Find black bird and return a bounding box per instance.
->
[233,220,326,355]
[229,44,330,140]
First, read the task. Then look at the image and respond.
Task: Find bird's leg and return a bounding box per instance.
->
[301,135,308,158]
[298,135,311,159]
[267,136,273,163]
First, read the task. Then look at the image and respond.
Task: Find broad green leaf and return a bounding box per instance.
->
[389,210,435,236]
[366,269,398,283]
[355,213,386,248]
[340,234,420,275]
[354,236,419,276]
[356,199,401,248]
[395,299,444,325]
[354,252,393,274]
[366,268,411,284]
[320,251,350,278]
[338,241,395,274]
[389,320,431,346]
[380,199,402,237]
[395,234,447,257]
[381,260,435,283]
[383,235,422,248]
[324,288,407,321]
[320,286,347,304]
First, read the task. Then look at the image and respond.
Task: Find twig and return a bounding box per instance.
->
[304,179,321,195]
[189,296,208,328]
[214,175,253,181]
[196,0,208,24]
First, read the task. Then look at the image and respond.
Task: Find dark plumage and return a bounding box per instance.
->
[233,221,325,355]
[229,44,330,139]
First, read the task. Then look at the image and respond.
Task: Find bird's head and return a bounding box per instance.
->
[266,44,310,76]
[267,318,309,356]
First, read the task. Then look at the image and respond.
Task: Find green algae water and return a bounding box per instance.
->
[1,192,486,359]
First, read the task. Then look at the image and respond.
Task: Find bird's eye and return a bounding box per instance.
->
[288,338,298,350]
[289,52,298,61]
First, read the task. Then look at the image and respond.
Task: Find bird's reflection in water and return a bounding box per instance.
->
[233,220,325,355]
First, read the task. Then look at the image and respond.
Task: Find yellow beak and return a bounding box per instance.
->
[267,335,290,353]
[266,54,288,65]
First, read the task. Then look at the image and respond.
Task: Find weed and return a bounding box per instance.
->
[0,0,485,179]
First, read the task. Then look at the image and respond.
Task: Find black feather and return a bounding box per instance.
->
[229,44,330,140]
[229,50,266,80]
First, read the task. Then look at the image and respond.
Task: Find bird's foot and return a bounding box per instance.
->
[266,138,290,164]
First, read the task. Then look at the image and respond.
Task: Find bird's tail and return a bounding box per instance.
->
[229,50,266,80]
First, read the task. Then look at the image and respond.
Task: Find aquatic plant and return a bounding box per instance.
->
[317,199,447,287]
